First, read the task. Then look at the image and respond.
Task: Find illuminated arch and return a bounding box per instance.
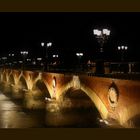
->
[80,85,109,119]
[59,87,102,127]
[59,84,109,120]
[18,76,28,90]
[63,87,99,109]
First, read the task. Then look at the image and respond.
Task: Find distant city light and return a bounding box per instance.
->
[37,58,42,61]
[19,61,23,63]
[2,57,7,60]
[20,51,28,55]
[32,61,36,65]
[27,59,31,61]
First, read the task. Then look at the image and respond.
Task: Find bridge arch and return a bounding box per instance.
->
[80,85,109,120]
[9,74,15,85]
[3,72,7,82]
[18,76,28,91]
[59,84,109,120]
[58,87,101,127]
[62,87,99,109]
[33,80,51,98]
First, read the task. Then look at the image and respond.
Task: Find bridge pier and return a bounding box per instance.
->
[10,84,25,99]
[23,89,46,110]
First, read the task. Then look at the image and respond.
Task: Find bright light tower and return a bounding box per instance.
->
[118,45,128,61]
[93,28,110,52]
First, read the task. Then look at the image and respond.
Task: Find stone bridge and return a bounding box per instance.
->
[0,68,140,128]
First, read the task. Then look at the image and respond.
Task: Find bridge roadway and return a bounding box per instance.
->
[0,68,140,128]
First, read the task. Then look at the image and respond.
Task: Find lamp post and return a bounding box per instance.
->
[20,51,28,70]
[76,53,83,70]
[93,28,110,52]
[41,42,52,71]
[118,45,128,62]
[53,54,59,58]
[36,57,44,70]
[93,28,110,74]
[52,54,59,63]
[117,45,128,73]
[52,54,59,70]
[8,53,14,68]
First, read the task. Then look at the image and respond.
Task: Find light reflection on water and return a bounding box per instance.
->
[0,92,105,128]
[0,93,45,128]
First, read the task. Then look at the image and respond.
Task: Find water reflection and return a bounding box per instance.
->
[0,93,45,128]
[0,91,106,128]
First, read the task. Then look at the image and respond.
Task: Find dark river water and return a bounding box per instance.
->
[0,91,111,128]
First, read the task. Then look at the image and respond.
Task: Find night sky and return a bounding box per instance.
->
[0,12,140,63]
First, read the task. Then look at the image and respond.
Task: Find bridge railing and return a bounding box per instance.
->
[0,62,140,80]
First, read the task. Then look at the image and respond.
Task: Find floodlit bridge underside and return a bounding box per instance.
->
[0,69,140,128]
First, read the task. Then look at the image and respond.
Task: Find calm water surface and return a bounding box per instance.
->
[0,92,109,128]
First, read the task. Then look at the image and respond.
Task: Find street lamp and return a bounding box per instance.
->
[20,51,28,69]
[118,45,128,61]
[52,54,59,58]
[8,53,15,68]
[36,58,43,67]
[76,53,83,58]
[93,28,110,52]
[41,42,52,58]
[9,53,14,57]
[93,28,110,74]
[76,53,83,70]
[52,54,59,66]
[20,51,28,56]
[41,41,52,71]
